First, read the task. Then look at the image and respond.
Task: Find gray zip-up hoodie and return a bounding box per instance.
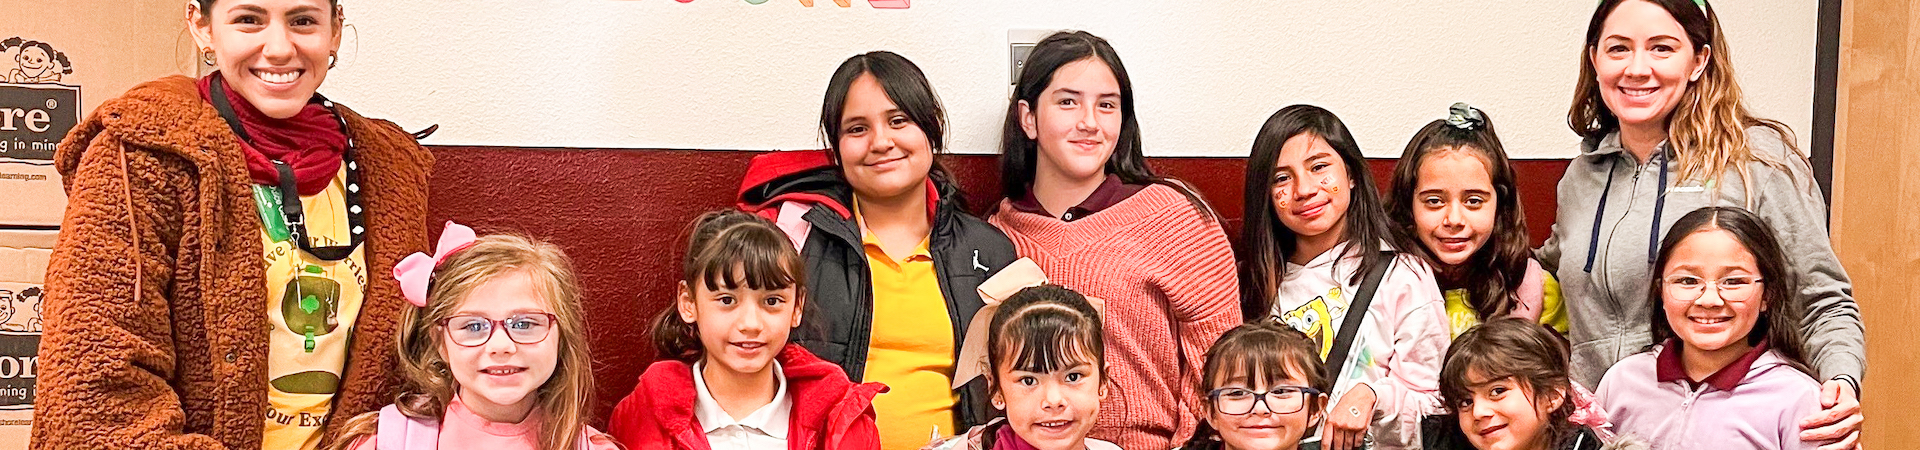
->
[1538,127,1864,388]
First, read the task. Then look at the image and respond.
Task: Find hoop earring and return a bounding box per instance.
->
[328,51,337,69]
[201,48,216,66]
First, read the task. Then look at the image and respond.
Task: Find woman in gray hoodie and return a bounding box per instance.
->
[1538,0,1864,448]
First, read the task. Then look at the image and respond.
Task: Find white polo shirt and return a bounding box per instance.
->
[692,360,792,449]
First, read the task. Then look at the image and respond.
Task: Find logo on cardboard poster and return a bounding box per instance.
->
[0,37,78,162]
[0,286,39,410]
[1,39,71,85]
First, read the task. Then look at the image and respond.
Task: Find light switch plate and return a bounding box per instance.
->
[1009,29,1054,96]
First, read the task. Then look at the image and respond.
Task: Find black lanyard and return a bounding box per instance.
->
[210,75,366,261]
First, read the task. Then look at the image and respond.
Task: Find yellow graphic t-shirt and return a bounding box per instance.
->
[256,168,368,450]
[1443,270,1566,339]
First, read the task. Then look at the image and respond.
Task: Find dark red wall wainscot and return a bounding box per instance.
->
[424,146,1570,427]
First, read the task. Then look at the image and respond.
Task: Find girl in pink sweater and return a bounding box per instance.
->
[987,29,1242,450]
[1238,105,1449,450]
[331,223,619,450]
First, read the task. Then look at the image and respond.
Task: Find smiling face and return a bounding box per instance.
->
[1661,228,1765,361]
[439,271,561,420]
[679,265,802,382]
[1205,363,1320,450]
[1021,57,1123,187]
[16,47,51,75]
[1592,0,1709,132]
[189,0,342,119]
[992,350,1106,450]
[1411,149,1498,267]
[836,73,935,204]
[1271,133,1354,248]
[1457,372,1561,450]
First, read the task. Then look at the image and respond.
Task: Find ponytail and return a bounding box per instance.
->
[650,301,703,363]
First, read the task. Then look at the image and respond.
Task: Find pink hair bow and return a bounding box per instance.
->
[950,258,1105,389]
[1567,381,1616,441]
[393,221,478,307]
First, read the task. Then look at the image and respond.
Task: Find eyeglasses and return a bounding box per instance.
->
[1208,386,1320,415]
[1662,275,1763,303]
[437,313,558,347]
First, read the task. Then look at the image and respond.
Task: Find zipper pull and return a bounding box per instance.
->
[304,327,318,353]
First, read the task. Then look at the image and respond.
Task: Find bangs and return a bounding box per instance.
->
[996,305,1101,375]
[695,225,801,292]
[1211,345,1292,390]
[1202,323,1326,394]
[1441,343,1508,409]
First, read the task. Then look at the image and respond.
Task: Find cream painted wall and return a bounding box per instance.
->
[321,0,1816,158]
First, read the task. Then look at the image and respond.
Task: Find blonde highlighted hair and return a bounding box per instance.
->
[1569,0,1803,197]
[328,233,605,450]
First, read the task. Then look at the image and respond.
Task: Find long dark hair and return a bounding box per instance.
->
[997,30,1215,220]
[1186,319,1329,449]
[1239,104,1407,320]
[1438,318,1581,447]
[981,284,1106,449]
[818,50,966,209]
[650,210,807,363]
[1648,206,1812,376]
[1387,106,1531,320]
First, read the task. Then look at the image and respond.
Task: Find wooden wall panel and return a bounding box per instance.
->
[1832,0,1920,447]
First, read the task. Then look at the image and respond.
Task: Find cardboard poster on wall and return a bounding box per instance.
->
[0,80,78,227]
[0,37,80,227]
[2,2,195,445]
[0,229,53,450]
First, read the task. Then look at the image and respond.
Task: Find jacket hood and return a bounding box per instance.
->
[56,76,229,181]
[737,150,855,219]
[1579,131,1628,157]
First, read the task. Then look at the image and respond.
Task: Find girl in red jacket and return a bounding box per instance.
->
[610,210,886,450]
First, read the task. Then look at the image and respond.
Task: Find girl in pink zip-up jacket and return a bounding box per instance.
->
[1597,207,1828,450]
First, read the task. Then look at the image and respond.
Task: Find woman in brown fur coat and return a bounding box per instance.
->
[31,1,432,449]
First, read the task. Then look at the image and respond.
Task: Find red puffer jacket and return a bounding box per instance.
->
[608,345,887,450]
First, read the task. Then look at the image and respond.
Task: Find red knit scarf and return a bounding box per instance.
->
[197,72,346,195]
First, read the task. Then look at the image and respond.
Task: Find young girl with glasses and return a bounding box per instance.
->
[1596,207,1826,450]
[610,210,887,449]
[1179,319,1330,450]
[332,222,618,450]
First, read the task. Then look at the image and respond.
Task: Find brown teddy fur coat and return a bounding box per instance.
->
[32,75,432,450]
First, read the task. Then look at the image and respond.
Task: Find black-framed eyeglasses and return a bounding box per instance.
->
[1208,386,1320,415]
[437,313,558,347]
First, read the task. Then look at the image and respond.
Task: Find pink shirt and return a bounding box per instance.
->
[347,396,619,450]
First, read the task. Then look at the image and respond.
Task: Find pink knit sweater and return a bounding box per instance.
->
[988,184,1243,450]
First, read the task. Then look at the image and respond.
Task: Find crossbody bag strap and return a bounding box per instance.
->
[1324,251,1394,381]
